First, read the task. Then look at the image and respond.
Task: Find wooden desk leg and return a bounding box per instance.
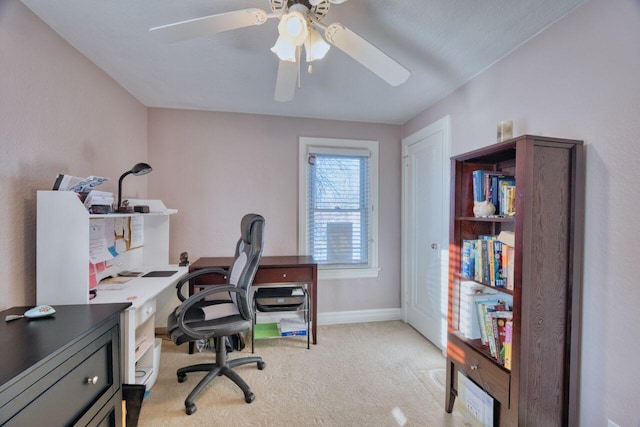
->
[445,358,456,412]
[311,265,318,345]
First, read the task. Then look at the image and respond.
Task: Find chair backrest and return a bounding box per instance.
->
[227,213,265,319]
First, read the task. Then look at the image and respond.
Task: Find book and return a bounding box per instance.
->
[501,185,516,216]
[497,231,515,247]
[493,240,505,288]
[483,304,498,357]
[503,320,513,370]
[475,299,499,347]
[480,239,490,285]
[506,246,515,290]
[472,170,485,202]
[461,240,475,279]
[487,239,495,287]
[474,239,483,282]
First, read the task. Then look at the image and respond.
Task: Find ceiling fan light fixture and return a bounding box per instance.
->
[278,10,309,46]
[304,28,330,62]
[271,35,297,62]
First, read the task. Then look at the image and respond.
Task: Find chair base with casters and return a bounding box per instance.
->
[177,336,266,415]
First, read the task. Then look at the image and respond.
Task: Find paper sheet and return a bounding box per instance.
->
[89,219,115,264]
[129,216,144,249]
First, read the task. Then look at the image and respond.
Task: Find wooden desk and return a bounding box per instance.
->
[189,256,318,345]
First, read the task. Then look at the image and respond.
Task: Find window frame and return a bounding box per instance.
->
[298,137,379,280]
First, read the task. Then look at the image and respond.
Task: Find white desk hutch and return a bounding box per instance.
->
[36,190,187,390]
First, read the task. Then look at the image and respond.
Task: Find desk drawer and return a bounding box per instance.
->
[255,267,312,284]
[449,340,510,406]
[6,328,116,426]
[136,300,156,327]
[193,272,227,287]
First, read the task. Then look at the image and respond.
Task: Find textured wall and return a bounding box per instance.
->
[147,108,402,313]
[0,0,148,309]
[402,0,640,425]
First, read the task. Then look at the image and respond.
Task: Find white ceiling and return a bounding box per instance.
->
[21,0,584,125]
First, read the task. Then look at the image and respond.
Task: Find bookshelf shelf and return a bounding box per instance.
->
[445,135,584,426]
[456,216,516,223]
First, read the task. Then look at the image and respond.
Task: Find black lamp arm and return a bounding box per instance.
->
[117,170,134,209]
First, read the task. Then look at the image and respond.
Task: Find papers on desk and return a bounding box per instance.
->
[98,276,133,291]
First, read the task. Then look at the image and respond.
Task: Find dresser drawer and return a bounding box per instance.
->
[5,327,118,426]
[255,267,313,283]
[449,340,511,406]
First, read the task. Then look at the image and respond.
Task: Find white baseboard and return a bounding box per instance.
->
[317,308,402,326]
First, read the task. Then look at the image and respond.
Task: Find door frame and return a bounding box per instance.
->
[401,115,452,348]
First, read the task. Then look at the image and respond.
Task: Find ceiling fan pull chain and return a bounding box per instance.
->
[297,46,302,88]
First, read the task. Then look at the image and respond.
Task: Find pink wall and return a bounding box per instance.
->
[0,0,149,308]
[147,108,402,313]
[402,0,640,425]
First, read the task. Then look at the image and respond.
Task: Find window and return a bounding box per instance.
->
[299,137,379,279]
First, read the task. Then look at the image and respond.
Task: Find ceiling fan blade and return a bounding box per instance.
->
[150,9,268,44]
[324,23,410,86]
[274,60,298,102]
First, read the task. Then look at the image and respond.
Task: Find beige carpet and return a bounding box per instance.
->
[138,321,471,426]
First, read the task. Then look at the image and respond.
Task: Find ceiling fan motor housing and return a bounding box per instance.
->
[270,0,329,20]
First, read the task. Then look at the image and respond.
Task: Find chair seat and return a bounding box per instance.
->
[168,300,252,345]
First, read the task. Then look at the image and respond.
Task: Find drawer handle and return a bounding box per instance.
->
[282,274,287,278]
[86,376,99,385]
[465,362,491,394]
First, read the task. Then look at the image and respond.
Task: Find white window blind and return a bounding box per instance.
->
[306,147,370,267]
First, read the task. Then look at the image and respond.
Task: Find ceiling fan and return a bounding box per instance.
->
[149,0,411,102]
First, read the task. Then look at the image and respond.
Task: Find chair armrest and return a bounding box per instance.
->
[174,267,229,302]
[176,285,247,340]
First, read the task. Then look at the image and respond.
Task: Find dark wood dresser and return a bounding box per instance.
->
[0,303,130,426]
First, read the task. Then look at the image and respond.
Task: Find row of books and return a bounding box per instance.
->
[458,282,513,369]
[477,299,513,368]
[471,170,516,216]
[461,232,514,290]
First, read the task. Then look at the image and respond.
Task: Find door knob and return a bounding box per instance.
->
[431,243,438,250]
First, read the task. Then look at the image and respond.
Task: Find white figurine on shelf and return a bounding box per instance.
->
[473,200,496,217]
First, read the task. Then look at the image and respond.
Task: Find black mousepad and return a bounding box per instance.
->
[142,270,178,278]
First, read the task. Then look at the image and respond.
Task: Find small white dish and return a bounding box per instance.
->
[24,305,56,318]
[5,305,56,322]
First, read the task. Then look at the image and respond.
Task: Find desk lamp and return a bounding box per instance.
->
[116,162,152,213]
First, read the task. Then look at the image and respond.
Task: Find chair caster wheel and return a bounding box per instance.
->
[178,373,187,383]
[257,361,266,370]
[185,403,197,415]
[245,392,255,403]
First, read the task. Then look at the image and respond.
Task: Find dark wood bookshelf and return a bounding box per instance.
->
[445,135,584,427]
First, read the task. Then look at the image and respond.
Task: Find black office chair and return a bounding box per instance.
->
[167,214,266,415]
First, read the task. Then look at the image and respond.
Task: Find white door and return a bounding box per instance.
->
[402,116,450,352]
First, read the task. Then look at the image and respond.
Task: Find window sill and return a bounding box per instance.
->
[318,267,380,280]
